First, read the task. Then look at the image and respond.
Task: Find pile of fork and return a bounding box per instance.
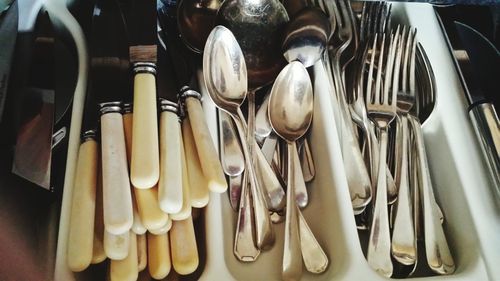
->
[316,1,455,278]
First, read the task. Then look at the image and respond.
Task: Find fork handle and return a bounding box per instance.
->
[410,116,455,275]
[367,127,393,277]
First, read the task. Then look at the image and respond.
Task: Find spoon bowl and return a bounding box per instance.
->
[216,0,289,90]
[268,61,313,141]
[282,7,331,68]
[203,25,248,114]
[177,0,221,53]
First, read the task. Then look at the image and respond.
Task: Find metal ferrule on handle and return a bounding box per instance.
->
[160,98,180,115]
[133,62,156,75]
[99,101,122,115]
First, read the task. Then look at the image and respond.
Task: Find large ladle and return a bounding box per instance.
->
[203,26,275,260]
[269,61,326,280]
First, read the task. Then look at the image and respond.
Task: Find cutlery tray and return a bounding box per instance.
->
[52,2,500,281]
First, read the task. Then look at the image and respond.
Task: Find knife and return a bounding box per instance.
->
[91,0,133,235]
[157,31,184,214]
[129,0,160,189]
[158,1,227,194]
[454,22,500,190]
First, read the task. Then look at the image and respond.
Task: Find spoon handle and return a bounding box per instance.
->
[233,170,260,261]
[234,110,275,250]
[283,142,303,281]
[219,109,245,176]
[298,208,328,274]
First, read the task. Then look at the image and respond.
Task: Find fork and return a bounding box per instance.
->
[321,0,372,212]
[391,27,417,266]
[366,27,403,277]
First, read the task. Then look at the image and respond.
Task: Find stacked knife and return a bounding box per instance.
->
[65,0,225,279]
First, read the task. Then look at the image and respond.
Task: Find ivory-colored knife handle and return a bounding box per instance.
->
[182,116,209,208]
[67,139,98,272]
[171,129,192,221]
[104,230,129,260]
[136,234,147,272]
[149,217,172,235]
[124,111,148,235]
[92,159,106,264]
[170,217,199,275]
[147,232,171,280]
[131,72,159,189]
[101,112,133,235]
[159,111,183,214]
[185,97,227,193]
[110,232,138,281]
[134,185,169,231]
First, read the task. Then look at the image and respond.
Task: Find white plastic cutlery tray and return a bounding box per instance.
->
[53,2,500,281]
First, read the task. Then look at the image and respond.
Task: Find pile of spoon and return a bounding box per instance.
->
[203,25,329,280]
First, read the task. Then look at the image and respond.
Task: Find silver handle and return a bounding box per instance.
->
[282,141,303,281]
[391,115,416,265]
[233,170,260,261]
[410,115,455,275]
[367,128,393,277]
[236,109,275,250]
[219,110,245,176]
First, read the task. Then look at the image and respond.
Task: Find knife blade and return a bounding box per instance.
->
[128,0,160,189]
[91,0,133,235]
[454,21,500,190]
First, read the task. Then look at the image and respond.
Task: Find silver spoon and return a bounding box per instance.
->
[203,26,274,258]
[269,61,325,280]
[281,7,329,205]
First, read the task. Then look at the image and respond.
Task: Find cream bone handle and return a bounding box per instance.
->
[67,131,98,272]
[104,230,129,260]
[123,107,147,235]
[134,185,170,231]
[110,232,138,281]
[136,234,147,272]
[158,99,184,214]
[170,127,192,221]
[100,103,133,235]
[92,155,106,264]
[181,88,227,193]
[131,67,160,189]
[182,115,210,208]
[147,232,172,280]
[170,216,199,275]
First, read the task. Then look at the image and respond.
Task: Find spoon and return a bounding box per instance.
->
[282,7,330,68]
[280,6,330,207]
[177,0,221,53]
[269,61,314,280]
[203,26,275,257]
